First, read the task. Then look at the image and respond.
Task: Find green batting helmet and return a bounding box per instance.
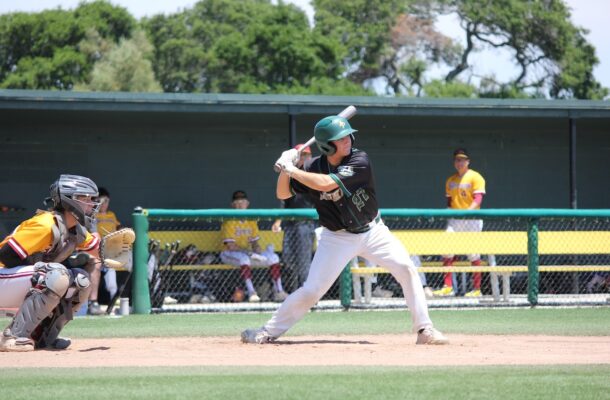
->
[314,115,357,156]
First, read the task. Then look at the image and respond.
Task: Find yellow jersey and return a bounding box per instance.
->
[0,211,98,267]
[96,211,121,237]
[445,169,486,210]
[220,220,260,250]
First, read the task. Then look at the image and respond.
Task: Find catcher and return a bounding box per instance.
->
[0,174,134,352]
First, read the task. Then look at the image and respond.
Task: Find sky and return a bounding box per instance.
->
[0,0,608,94]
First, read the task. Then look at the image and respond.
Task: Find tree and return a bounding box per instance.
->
[440,0,607,99]
[313,0,405,85]
[75,30,162,92]
[0,1,135,90]
[143,0,356,94]
[313,0,462,96]
[312,0,607,99]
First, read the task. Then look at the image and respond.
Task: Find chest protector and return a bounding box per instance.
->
[26,211,87,264]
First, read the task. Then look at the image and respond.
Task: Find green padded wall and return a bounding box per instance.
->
[1,108,609,230]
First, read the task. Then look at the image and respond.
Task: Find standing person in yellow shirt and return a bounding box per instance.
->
[433,148,486,297]
[96,188,121,236]
[89,187,122,313]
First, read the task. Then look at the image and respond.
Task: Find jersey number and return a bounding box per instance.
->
[351,188,369,211]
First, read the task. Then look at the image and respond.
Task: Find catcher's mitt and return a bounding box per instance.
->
[100,228,136,270]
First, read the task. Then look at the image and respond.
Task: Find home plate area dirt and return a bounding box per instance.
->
[1,334,609,368]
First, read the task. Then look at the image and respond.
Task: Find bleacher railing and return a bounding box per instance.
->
[131,208,610,314]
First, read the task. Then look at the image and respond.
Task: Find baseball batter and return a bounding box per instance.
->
[433,148,486,297]
[241,114,448,345]
[0,175,101,351]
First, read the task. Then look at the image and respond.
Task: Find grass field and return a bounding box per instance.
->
[1,307,609,400]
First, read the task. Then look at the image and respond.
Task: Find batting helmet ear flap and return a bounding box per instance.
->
[316,141,336,156]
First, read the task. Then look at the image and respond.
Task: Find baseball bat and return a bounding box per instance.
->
[274,105,357,172]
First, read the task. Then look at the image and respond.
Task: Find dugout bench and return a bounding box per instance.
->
[147,228,610,305]
[351,230,610,303]
[147,230,287,303]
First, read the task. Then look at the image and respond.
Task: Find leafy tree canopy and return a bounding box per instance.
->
[142,0,369,95]
[0,0,605,98]
[0,0,135,90]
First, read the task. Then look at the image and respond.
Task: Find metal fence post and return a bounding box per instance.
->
[527,218,540,306]
[132,207,151,314]
[340,263,352,309]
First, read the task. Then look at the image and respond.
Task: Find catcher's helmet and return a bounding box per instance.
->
[314,115,357,156]
[49,174,100,227]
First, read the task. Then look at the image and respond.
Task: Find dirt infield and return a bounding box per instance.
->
[1,334,609,367]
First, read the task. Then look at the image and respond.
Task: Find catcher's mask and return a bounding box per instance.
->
[49,174,101,228]
[314,115,357,156]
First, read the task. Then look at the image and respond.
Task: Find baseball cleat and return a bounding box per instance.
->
[50,337,72,350]
[87,301,105,315]
[416,327,449,345]
[241,327,275,344]
[273,290,288,302]
[465,289,481,297]
[248,293,261,303]
[432,286,455,297]
[0,329,35,352]
[372,286,393,298]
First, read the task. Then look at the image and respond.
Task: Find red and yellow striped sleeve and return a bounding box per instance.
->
[77,231,100,251]
[0,213,55,259]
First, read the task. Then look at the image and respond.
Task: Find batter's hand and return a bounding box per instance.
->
[281,149,299,165]
[276,159,297,176]
[273,149,299,172]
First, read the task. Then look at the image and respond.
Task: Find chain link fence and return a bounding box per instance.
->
[132,209,610,313]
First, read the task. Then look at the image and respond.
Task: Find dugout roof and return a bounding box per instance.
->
[1,89,609,118]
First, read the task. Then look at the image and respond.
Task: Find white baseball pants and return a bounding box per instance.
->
[220,247,280,267]
[0,265,36,309]
[264,221,433,337]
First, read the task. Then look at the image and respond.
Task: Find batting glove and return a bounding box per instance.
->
[274,149,299,173]
[277,159,297,176]
[280,149,299,165]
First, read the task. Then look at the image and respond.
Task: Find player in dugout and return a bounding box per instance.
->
[241,113,449,345]
[220,190,289,303]
[0,175,101,352]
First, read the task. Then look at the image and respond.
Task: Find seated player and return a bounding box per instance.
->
[220,190,288,302]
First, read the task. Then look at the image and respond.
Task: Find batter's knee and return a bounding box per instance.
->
[299,284,325,304]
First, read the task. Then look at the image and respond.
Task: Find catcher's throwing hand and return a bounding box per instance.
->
[100,228,136,270]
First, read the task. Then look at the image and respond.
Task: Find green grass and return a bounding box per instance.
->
[1,308,608,399]
[3,307,608,338]
[1,365,609,400]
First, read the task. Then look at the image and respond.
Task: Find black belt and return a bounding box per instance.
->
[345,214,381,234]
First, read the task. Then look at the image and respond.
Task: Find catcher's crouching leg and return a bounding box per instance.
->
[35,267,92,350]
[0,263,70,352]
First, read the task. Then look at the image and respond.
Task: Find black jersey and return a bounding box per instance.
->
[282,193,313,210]
[290,148,378,232]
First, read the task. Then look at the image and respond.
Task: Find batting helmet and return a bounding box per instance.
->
[314,115,357,156]
[49,174,100,227]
